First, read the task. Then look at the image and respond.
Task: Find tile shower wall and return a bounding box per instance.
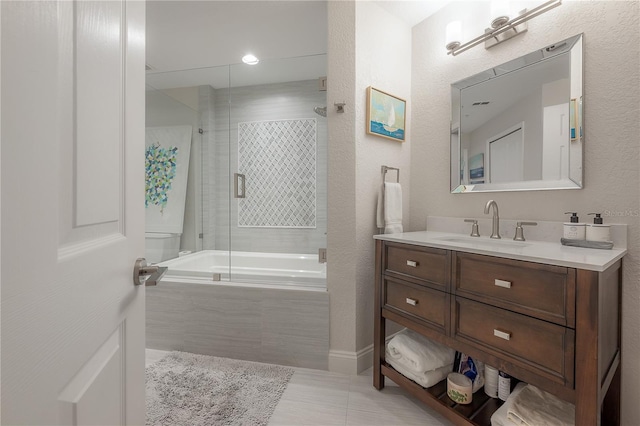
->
[200,79,327,254]
[238,118,317,228]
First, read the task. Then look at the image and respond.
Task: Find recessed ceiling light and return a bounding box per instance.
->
[242,54,259,65]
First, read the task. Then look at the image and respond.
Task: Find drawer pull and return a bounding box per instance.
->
[406,260,418,267]
[494,279,512,289]
[406,298,418,306]
[493,329,511,341]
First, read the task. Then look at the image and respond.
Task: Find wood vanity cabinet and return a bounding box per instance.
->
[373,239,622,426]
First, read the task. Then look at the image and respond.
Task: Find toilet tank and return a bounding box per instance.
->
[145,233,181,264]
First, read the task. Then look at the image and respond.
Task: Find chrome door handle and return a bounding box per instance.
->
[133,258,167,286]
[234,173,246,198]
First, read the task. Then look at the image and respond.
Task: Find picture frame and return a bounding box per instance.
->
[366,86,406,142]
[570,98,577,140]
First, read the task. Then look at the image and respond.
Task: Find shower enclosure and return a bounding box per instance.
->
[145,54,327,289]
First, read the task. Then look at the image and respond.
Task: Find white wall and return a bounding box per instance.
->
[327,0,412,372]
[410,1,639,423]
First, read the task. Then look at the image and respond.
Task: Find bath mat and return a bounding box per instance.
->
[146,351,294,426]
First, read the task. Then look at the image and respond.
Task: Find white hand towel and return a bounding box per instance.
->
[490,382,528,426]
[383,182,403,234]
[376,184,385,229]
[507,384,575,426]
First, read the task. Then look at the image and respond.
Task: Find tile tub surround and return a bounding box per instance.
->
[146,280,329,370]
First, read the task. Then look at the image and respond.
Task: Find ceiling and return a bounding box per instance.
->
[145,1,450,90]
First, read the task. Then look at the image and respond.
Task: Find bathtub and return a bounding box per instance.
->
[158,249,326,290]
[147,249,329,369]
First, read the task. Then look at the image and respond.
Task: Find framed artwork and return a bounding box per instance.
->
[469,153,485,184]
[145,125,193,234]
[570,98,577,140]
[366,86,406,142]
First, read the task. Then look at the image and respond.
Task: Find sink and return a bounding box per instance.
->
[434,235,531,249]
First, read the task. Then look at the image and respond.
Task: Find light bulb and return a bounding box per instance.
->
[242,54,259,65]
[490,0,511,28]
[445,21,462,51]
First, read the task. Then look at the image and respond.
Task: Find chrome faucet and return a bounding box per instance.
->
[484,200,501,239]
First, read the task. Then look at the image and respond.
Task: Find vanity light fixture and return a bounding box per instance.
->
[241,54,259,65]
[446,0,562,56]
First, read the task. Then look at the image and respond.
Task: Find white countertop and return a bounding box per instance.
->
[374,231,626,272]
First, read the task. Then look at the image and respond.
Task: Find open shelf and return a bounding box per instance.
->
[381,363,504,426]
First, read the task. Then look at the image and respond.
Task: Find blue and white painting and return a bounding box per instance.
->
[368,87,406,142]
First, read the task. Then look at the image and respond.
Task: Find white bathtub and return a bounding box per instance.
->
[158,249,326,290]
[148,249,329,368]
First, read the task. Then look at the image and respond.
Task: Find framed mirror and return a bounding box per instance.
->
[451,34,583,193]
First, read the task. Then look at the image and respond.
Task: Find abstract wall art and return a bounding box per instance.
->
[145,125,193,234]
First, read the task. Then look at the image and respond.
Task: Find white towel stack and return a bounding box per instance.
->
[376,182,403,234]
[490,383,575,426]
[385,329,455,388]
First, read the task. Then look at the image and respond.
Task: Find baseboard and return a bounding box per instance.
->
[328,330,403,375]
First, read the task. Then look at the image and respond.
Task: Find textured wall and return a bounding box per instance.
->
[327,0,358,354]
[410,1,639,423]
[354,2,413,352]
[326,0,413,362]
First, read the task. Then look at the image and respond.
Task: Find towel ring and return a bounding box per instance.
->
[381,165,400,183]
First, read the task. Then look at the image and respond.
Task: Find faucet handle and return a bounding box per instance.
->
[513,221,537,241]
[464,219,480,237]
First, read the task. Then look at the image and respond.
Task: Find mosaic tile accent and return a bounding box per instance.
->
[145,144,178,213]
[238,119,316,228]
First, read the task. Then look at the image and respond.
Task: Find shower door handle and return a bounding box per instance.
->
[234,173,246,199]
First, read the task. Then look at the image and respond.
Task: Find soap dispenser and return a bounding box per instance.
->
[564,212,586,240]
[586,213,611,242]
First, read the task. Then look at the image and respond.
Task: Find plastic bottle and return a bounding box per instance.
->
[586,213,611,242]
[563,212,586,240]
[498,371,511,401]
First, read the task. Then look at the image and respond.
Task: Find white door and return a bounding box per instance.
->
[1,1,146,425]
[488,127,524,183]
[542,103,570,180]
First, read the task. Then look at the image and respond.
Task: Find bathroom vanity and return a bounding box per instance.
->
[373,231,626,426]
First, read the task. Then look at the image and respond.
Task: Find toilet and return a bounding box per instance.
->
[145,232,181,264]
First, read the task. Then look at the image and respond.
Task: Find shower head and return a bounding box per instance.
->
[313,106,327,117]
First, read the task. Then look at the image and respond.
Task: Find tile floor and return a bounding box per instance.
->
[146,349,452,426]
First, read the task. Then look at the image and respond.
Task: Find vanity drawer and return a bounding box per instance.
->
[454,297,574,387]
[385,243,450,291]
[384,277,449,333]
[454,252,575,327]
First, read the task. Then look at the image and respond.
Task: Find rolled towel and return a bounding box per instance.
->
[386,329,455,374]
[507,384,575,426]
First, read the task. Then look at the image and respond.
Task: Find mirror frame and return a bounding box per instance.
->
[450,34,583,193]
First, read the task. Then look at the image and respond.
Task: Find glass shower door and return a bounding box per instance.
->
[228,55,327,287]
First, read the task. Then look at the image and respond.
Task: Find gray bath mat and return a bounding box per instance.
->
[146,351,294,426]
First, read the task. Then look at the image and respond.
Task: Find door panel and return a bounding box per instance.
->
[1,1,146,424]
[75,1,123,226]
[489,127,524,183]
[58,326,124,426]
